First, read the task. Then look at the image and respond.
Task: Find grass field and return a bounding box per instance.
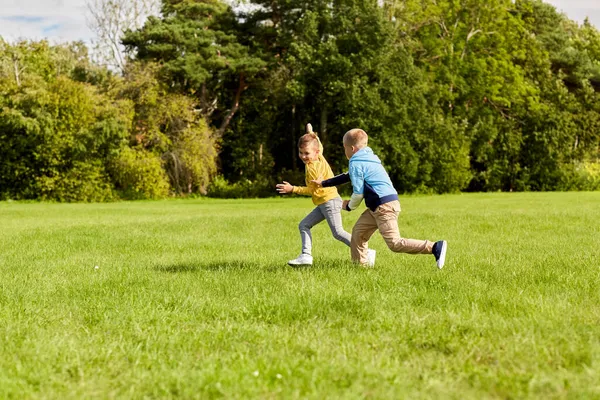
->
[1,192,599,399]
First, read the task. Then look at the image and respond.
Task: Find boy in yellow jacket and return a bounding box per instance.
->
[276,124,375,266]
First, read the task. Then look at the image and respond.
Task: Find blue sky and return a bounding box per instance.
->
[0,0,92,44]
[0,0,599,46]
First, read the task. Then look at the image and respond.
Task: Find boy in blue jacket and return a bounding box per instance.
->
[313,128,447,268]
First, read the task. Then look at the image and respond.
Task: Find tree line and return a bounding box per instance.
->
[1,0,599,201]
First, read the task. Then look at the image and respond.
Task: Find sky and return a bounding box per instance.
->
[0,0,600,46]
[0,0,94,45]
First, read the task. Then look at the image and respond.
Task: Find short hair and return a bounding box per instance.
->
[343,129,368,148]
[298,133,319,149]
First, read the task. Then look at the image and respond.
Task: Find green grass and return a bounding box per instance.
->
[1,192,599,399]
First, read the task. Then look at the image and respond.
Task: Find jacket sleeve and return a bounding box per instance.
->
[347,193,364,210]
[322,172,350,187]
[292,185,312,196]
[349,163,365,195]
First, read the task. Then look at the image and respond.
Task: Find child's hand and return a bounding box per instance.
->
[276,181,293,194]
[342,200,350,211]
[311,177,323,187]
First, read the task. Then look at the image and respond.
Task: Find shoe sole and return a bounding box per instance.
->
[436,241,447,269]
[367,250,376,267]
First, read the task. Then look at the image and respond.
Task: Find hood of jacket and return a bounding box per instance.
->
[350,147,382,164]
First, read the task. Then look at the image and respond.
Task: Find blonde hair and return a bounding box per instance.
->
[298,133,319,149]
[298,123,320,149]
[343,129,368,149]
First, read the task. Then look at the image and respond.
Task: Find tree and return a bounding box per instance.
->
[0,40,131,201]
[116,62,219,194]
[86,0,161,71]
[232,0,471,192]
[122,0,266,137]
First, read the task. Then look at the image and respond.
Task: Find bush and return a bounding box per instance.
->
[163,117,218,195]
[565,161,600,190]
[110,147,170,199]
[37,161,116,202]
[206,176,274,198]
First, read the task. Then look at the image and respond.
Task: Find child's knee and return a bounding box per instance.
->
[331,230,346,242]
[299,221,310,231]
[350,231,363,244]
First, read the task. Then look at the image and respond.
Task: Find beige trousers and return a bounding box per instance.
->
[351,200,433,265]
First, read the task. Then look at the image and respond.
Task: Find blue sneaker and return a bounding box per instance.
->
[432,240,447,269]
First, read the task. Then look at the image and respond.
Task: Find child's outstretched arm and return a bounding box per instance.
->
[312,173,350,188]
[276,181,293,194]
[276,181,313,196]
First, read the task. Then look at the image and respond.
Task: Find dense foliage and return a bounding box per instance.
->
[0,40,217,200]
[1,0,599,201]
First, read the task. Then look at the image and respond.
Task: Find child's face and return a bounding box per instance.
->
[298,143,320,164]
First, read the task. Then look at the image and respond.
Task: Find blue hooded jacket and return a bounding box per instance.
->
[322,147,398,211]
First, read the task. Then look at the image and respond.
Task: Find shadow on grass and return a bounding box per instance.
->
[155,258,353,273]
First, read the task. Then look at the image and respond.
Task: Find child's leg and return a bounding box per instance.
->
[298,207,325,255]
[375,201,433,254]
[350,209,378,264]
[319,198,351,247]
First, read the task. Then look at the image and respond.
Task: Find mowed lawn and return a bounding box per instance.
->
[0,192,599,399]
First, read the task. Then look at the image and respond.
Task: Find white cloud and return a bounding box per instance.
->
[543,0,600,28]
[0,0,93,44]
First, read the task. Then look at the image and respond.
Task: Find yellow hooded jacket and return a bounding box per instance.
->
[292,136,340,205]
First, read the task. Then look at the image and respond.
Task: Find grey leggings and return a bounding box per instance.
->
[299,197,351,255]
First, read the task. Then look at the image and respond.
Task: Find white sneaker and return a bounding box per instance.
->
[367,249,376,267]
[288,254,313,266]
